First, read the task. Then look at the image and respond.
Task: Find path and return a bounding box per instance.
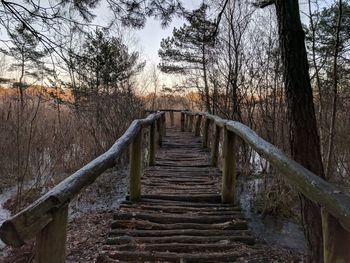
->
[97,129,258,262]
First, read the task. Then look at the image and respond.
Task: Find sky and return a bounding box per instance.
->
[90,1,202,92]
[0,0,332,90]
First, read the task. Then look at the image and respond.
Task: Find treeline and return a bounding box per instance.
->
[158,1,350,185]
[0,28,146,212]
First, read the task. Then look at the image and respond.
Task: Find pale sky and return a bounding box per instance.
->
[90,1,202,92]
[0,0,332,90]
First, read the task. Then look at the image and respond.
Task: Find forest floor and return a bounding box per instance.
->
[0,166,306,263]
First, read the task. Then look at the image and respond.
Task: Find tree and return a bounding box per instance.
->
[215,0,253,120]
[72,28,145,98]
[0,0,184,53]
[255,0,350,261]
[305,1,350,179]
[1,24,52,106]
[158,4,217,113]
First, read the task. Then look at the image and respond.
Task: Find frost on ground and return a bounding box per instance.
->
[0,164,306,263]
[1,166,128,263]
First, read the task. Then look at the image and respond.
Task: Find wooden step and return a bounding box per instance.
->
[98,128,255,262]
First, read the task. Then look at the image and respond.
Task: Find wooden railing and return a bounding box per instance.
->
[0,112,166,263]
[181,110,350,263]
[2,109,350,262]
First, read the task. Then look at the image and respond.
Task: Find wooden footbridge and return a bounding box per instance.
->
[1,110,350,262]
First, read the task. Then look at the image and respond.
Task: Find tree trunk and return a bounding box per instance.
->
[308,0,324,157]
[325,0,342,179]
[274,1,324,261]
[202,44,211,113]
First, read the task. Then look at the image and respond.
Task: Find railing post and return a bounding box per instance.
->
[161,113,166,137]
[211,124,220,167]
[202,117,210,148]
[189,115,194,132]
[170,110,174,127]
[195,114,202,137]
[156,119,163,147]
[322,208,350,262]
[149,122,156,166]
[35,204,68,263]
[181,112,185,132]
[129,128,142,201]
[221,126,237,204]
[184,114,189,131]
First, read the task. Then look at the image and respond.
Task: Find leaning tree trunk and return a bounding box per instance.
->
[274,1,350,262]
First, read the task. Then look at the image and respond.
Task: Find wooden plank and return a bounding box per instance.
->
[111,219,247,231]
[202,116,210,148]
[97,250,249,262]
[222,127,237,204]
[106,235,255,246]
[195,114,202,136]
[0,113,164,246]
[149,122,156,166]
[226,120,350,231]
[129,129,142,202]
[211,124,221,167]
[35,205,68,263]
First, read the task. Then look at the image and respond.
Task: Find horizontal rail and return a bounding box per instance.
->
[182,111,350,232]
[0,112,164,247]
[145,109,188,113]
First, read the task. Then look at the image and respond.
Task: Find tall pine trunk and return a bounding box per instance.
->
[274,1,324,261]
[274,1,350,262]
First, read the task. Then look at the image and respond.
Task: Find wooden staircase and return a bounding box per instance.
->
[97,129,256,262]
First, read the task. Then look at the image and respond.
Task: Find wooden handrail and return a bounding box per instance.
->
[0,111,165,262]
[145,109,189,113]
[180,111,350,232]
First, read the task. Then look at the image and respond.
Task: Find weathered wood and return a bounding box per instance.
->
[119,204,241,212]
[109,229,251,238]
[195,114,202,136]
[180,112,185,131]
[100,127,255,262]
[106,234,254,246]
[204,113,227,127]
[145,109,186,113]
[156,119,163,147]
[126,194,221,203]
[105,242,246,253]
[120,207,242,216]
[149,122,156,166]
[185,114,189,131]
[161,113,166,137]
[170,110,174,127]
[35,205,68,263]
[0,113,164,247]
[98,250,249,262]
[202,116,210,148]
[111,219,247,231]
[189,114,194,132]
[226,120,350,231]
[0,119,142,246]
[221,127,237,204]
[322,208,350,263]
[113,211,244,224]
[122,199,236,208]
[211,123,221,167]
[129,129,142,202]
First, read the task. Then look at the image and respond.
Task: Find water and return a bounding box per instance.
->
[238,176,307,252]
[0,186,14,257]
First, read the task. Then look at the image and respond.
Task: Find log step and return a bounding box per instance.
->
[98,129,255,262]
[96,250,255,263]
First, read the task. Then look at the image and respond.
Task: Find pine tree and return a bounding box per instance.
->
[1,24,51,106]
[158,4,217,112]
